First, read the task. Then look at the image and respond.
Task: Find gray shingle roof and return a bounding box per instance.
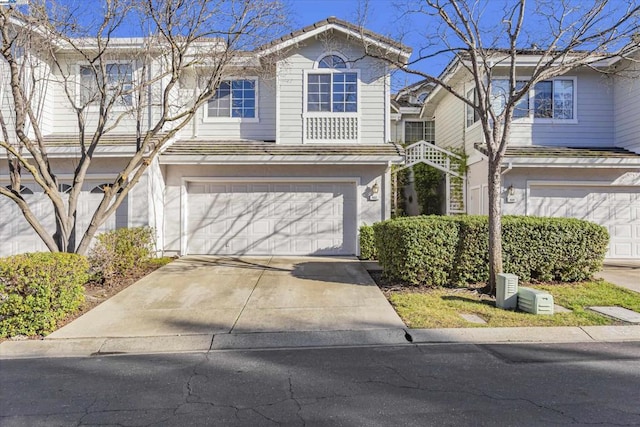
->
[42,134,167,146]
[163,140,404,157]
[475,144,640,158]
[256,17,411,54]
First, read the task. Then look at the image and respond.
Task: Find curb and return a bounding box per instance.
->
[1,325,639,359]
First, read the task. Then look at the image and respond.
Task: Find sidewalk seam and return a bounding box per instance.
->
[228,256,271,334]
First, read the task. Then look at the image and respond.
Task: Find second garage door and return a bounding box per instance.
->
[528,184,640,259]
[187,181,357,255]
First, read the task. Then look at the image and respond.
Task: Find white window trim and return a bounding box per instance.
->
[312,51,351,69]
[203,76,260,123]
[76,60,135,110]
[490,76,579,125]
[302,69,361,116]
[403,119,435,144]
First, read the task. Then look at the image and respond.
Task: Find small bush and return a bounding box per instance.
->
[0,252,88,337]
[373,215,608,287]
[374,216,460,287]
[89,227,156,282]
[359,224,377,260]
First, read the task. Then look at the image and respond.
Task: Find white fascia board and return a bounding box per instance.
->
[503,156,640,168]
[0,146,139,159]
[159,154,403,165]
[258,24,410,61]
[398,107,421,114]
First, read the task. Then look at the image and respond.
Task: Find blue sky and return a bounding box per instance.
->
[287,0,440,89]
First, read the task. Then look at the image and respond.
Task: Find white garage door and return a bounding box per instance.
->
[187,181,357,255]
[528,185,640,259]
[0,182,126,257]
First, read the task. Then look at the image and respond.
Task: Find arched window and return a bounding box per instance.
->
[5,185,33,195]
[318,54,347,69]
[91,183,110,193]
[58,184,72,194]
[307,53,358,113]
[417,92,428,104]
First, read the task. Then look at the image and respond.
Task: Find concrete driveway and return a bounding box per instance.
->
[48,256,405,339]
[597,260,640,293]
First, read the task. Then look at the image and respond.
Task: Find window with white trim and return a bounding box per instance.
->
[307,54,358,113]
[466,88,479,127]
[491,79,529,119]
[405,121,435,144]
[207,79,256,119]
[80,62,133,106]
[534,79,574,119]
[489,77,575,121]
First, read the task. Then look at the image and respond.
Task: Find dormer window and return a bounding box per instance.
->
[306,54,358,113]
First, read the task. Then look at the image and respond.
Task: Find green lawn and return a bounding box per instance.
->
[388,281,640,329]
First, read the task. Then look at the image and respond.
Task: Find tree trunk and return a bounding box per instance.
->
[485,158,503,295]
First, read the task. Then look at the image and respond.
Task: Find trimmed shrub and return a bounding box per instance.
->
[373,215,608,287]
[89,226,156,282]
[0,252,88,337]
[359,224,377,260]
[374,216,460,286]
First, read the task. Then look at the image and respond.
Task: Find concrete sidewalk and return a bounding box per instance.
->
[2,257,639,359]
[2,325,640,359]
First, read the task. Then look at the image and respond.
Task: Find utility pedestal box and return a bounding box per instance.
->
[518,287,554,315]
[496,273,519,309]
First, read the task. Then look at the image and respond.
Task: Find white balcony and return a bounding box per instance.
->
[304,114,359,143]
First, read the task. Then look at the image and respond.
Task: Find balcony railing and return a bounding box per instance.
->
[304,115,358,142]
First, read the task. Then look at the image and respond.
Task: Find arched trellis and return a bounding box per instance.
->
[393,140,466,215]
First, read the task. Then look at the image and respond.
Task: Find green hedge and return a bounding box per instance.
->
[373,215,609,287]
[359,224,377,260]
[0,252,88,337]
[89,227,156,282]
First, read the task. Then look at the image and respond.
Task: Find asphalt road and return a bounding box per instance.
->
[1,342,639,426]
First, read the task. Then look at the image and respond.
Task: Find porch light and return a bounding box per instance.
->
[369,182,380,201]
[506,184,516,203]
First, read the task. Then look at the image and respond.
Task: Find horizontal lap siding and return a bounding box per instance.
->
[614,60,640,153]
[509,70,615,147]
[193,76,276,141]
[277,36,386,145]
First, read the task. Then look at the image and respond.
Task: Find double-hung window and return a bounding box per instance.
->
[488,77,575,121]
[466,88,479,128]
[80,62,133,106]
[404,121,435,144]
[491,79,530,119]
[207,79,256,119]
[306,54,358,113]
[534,79,574,119]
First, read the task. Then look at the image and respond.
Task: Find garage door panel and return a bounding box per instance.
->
[187,181,356,255]
[529,185,639,259]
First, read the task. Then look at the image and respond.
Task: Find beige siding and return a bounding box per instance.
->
[614,60,640,153]
[434,85,467,152]
[276,35,387,144]
[188,75,276,141]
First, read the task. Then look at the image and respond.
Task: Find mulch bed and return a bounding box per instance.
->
[368,270,494,300]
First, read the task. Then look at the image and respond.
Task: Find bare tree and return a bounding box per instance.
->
[0,0,287,255]
[359,0,639,292]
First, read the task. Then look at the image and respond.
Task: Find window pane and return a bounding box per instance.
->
[490,79,509,115]
[514,81,529,119]
[553,80,573,119]
[466,88,479,127]
[534,81,553,118]
[209,79,256,118]
[307,73,331,112]
[331,72,357,113]
[318,55,347,69]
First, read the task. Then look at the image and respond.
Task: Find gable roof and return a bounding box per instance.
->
[256,17,411,61]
